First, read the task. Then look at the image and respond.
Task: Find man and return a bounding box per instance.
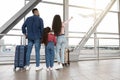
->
[22,8,44,71]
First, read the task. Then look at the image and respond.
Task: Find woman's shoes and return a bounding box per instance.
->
[55,63,63,70]
[59,64,63,68]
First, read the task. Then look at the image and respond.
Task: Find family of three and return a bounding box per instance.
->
[22,8,73,71]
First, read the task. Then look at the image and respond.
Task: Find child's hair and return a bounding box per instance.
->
[42,27,51,46]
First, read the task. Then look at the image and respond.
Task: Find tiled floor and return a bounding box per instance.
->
[0,59,120,80]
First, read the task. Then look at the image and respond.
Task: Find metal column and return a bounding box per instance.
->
[63,0,69,47]
[118,0,120,50]
[93,0,98,54]
[74,0,116,53]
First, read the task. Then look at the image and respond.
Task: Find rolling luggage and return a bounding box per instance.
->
[14,45,27,70]
[64,49,70,66]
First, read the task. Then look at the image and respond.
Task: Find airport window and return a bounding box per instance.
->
[0,0,24,27]
[43,0,63,4]
[3,2,63,45]
[97,12,118,33]
[110,0,119,11]
[0,0,120,61]
[26,3,63,28]
[69,0,94,8]
[96,0,111,9]
[69,7,94,32]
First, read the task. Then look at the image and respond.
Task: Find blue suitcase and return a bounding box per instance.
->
[14,45,27,70]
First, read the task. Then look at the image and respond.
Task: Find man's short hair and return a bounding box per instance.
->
[32,8,38,14]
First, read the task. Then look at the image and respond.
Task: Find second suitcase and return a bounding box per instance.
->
[64,49,70,66]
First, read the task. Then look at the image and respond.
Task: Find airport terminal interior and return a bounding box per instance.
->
[0,0,120,80]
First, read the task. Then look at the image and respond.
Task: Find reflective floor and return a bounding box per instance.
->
[0,59,120,80]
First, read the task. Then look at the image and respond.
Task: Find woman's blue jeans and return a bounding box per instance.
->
[56,35,66,63]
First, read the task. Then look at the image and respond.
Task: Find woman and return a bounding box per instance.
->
[52,15,73,69]
[42,27,56,71]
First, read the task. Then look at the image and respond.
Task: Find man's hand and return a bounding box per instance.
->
[24,34,28,39]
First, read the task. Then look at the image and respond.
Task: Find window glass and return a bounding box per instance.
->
[69,0,94,8]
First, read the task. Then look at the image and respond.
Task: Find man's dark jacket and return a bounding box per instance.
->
[22,15,44,40]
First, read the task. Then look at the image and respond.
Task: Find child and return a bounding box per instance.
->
[42,27,56,71]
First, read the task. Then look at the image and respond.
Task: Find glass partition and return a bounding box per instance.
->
[97,12,118,33]
[69,0,94,8]
[0,0,120,63]
[0,0,24,27]
[69,7,94,32]
[43,0,63,4]
[26,3,63,28]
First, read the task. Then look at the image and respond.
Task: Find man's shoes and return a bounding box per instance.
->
[35,66,43,71]
[25,66,30,71]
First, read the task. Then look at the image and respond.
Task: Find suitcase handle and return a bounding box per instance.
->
[20,35,26,45]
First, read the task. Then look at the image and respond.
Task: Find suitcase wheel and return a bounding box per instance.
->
[64,63,70,67]
[13,67,16,71]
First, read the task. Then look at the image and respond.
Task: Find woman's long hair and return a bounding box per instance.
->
[42,27,51,46]
[52,15,62,36]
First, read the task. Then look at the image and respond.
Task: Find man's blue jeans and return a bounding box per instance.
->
[45,42,55,68]
[26,39,41,67]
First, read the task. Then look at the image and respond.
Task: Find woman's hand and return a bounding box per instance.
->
[70,16,73,19]
[63,16,73,25]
